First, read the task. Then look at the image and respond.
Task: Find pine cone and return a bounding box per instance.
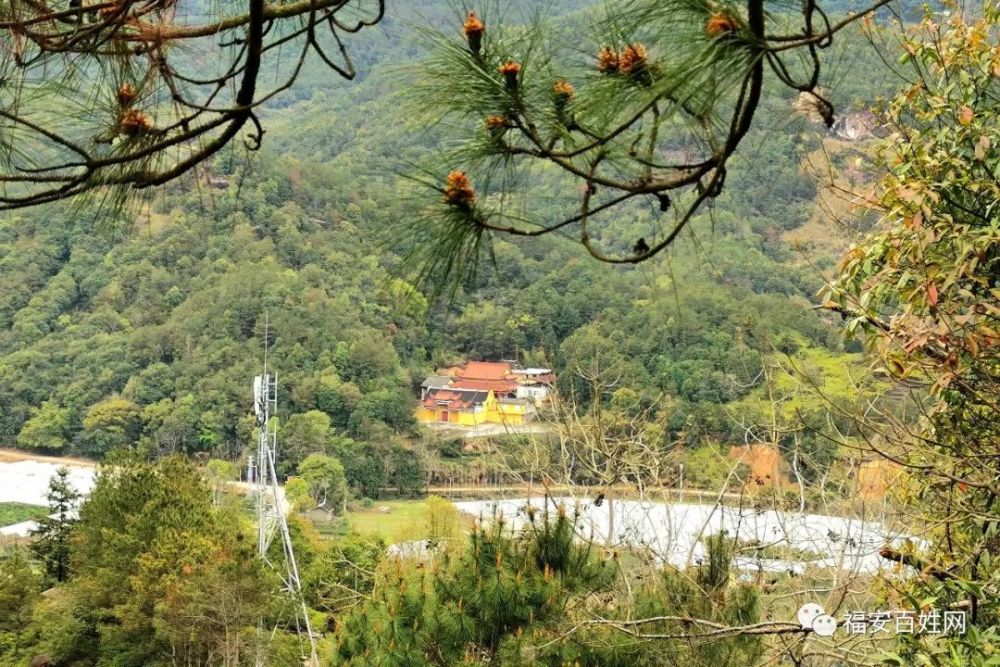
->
[499,61,521,91]
[552,80,574,114]
[444,170,476,207]
[119,109,152,137]
[597,46,619,74]
[117,83,138,107]
[706,12,740,38]
[463,11,484,55]
[485,114,511,139]
[619,43,648,76]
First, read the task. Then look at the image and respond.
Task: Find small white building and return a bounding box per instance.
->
[512,368,554,404]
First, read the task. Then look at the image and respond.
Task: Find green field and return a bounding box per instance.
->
[0,502,47,527]
[312,499,474,544]
[345,501,435,543]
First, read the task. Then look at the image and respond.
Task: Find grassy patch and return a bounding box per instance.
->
[0,502,47,527]
[345,500,435,543]
[311,499,473,544]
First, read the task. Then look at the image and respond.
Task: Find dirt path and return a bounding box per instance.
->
[0,448,97,467]
[423,485,743,503]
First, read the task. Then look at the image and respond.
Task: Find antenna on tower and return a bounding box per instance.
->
[250,313,318,666]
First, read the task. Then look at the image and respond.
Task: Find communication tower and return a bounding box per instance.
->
[250,322,318,666]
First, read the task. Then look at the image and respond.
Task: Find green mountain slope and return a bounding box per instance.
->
[0,1,893,477]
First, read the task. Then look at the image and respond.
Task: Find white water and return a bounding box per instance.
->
[0,460,293,537]
[0,461,96,536]
[454,497,917,575]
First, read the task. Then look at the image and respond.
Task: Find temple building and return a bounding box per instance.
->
[415,360,554,427]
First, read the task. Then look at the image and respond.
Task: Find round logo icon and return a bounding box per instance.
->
[797,602,825,629]
[812,614,838,637]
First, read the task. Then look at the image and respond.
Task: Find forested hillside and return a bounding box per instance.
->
[6,0,999,665]
[0,0,891,479]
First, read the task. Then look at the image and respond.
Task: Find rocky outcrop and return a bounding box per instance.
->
[830,110,877,141]
[793,91,879,141]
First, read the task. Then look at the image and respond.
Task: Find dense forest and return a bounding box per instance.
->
[0,0,892,488]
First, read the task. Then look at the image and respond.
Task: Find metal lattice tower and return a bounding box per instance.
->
[249,324,318,666]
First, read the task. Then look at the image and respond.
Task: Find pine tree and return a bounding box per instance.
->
[334,501,765,666]
[400,0,896,289]
[30,467,80,584]
[0,1,385,210]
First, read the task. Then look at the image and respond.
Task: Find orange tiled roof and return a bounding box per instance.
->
[459,361,513,381]
[451,378,518,393]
